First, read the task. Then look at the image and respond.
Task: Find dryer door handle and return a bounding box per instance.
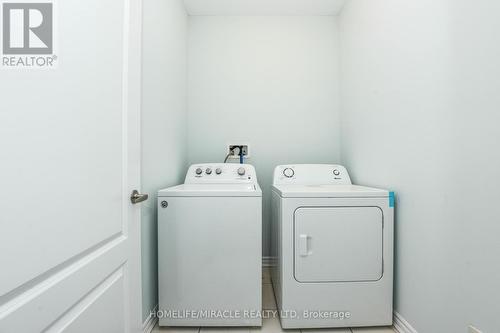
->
[299,234,310,256]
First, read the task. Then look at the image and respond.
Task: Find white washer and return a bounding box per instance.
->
[158,163,262,327]
[271,164,394,329]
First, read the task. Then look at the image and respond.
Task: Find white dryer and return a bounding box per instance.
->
[271,164,393,329]
[158,163,262,327]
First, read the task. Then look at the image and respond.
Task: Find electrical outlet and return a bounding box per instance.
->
[469,325,482,333]
[227,144,250,158]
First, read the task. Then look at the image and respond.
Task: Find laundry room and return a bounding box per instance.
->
[1,0,499,333]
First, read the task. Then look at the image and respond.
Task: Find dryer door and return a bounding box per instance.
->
[294,206,383,283]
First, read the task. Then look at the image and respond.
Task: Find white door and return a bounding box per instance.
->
[294,207,383,283]
[0,0,143,332]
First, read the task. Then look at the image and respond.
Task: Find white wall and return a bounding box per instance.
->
[187,16,341,256]
[141,0,188,321]
[339,0,500,332]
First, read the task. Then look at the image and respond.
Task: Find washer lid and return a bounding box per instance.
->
[158,183,262,197]
[272,184,388,198]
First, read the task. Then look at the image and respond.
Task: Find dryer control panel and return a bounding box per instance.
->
[185,163,258,184]
[273,164,351,185]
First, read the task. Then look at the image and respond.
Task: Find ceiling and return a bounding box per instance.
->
[183,0,347,16]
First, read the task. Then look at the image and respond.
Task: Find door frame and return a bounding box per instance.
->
[123,0,143,331]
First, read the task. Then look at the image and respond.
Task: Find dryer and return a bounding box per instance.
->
[158,163,262,327]
[271,164,394,329]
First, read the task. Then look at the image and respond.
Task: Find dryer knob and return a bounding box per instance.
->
[237,167,246,176]
[206,168,212,175]
[195,168,203,175]
[333,169,340,176]
[215,168,222,175]
[283,168,295,178]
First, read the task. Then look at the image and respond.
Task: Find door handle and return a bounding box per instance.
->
[299,234,310,257]
[131,190,148,204]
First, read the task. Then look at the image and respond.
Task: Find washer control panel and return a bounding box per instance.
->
[185,163,258,184]
[273,164,351,185]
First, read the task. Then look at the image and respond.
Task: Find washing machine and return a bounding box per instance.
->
[271,164,394,329]
[158,163,262,327]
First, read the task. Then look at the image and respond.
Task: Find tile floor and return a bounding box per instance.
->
[152,269,396,333]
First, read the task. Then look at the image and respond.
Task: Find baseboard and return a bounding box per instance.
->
[143,304,158,333]
[393,311,418,333]
[262,256,273,267]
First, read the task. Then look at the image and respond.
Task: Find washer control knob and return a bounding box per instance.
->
[195,168,203,175]
[237,167,246,176]
[333,169,341,176]
[283,168,295,178]
[215,168,222,175]
[206,168,212,175]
